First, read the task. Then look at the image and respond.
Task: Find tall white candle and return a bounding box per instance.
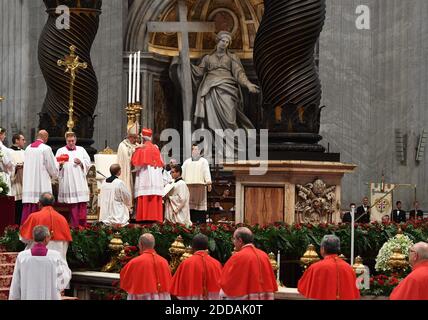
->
[277,250,280,283]
[136,51,141,103]
[128,53,132,104]
[132,53,137,103]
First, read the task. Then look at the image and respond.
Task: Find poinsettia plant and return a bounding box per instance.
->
[2,220,428,274]
[361,273,403,296]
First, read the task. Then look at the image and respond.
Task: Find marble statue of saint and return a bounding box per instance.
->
[171,31,259,132]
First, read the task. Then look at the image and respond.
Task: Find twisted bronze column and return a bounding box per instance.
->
[254,0,326,152]
[38,0,102,157]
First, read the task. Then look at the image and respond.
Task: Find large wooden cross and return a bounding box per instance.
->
[147,0,215,122]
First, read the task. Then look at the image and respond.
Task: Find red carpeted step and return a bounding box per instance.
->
[0,275,13,288]
[0,252,18,264]
[0,288,10,300]
[0,264,15,277]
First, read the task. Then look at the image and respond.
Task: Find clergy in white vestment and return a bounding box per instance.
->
[9,133,26,224]
[56,132,91,228]
[22,130,59,224]
[19,192,72,261]
[164,164,192,227]
[9,225,71,300]
[0,127,14,196]
[117,122,139,206]
[182,144,212,224]
[162,167,173,186]
[131,128,165,223]
[99,164,132,227]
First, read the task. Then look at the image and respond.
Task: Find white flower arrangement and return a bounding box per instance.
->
[375,233,414,273]
[0,174,9,196]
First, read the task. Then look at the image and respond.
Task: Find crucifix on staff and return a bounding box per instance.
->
[57,45,88,134]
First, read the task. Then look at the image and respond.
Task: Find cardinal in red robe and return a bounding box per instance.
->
[298,235,360,300]
[19,192,72,260]
[120,233,172,300]
[220,227,278,300]
[170,234,222,299]
[390,242,428,300]
[131,128,164,222]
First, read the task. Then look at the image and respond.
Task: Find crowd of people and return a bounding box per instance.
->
[0,126,214,229]
[101,127,212,228]
[2,127,428,301]
[341,197,426,224]
[0,128,91,228]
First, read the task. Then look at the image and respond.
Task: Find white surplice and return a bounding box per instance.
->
[117,139,137,196]
[127,293,171,300]
[9,148,25,200]
[162,169,173,186]
[164,179,192,227]
[99,178,131,226]
[9,249,71,300]
[56,146,90,204]
[134,166,164,198]
[0,141,14,195]
[182,157,212,211]
[22,142,59,204]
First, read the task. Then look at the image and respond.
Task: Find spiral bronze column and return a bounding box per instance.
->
[254,0,326,153]
[38,0,102,157]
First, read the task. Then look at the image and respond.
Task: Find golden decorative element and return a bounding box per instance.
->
[125,103,144,134]
[353,256,366,275]
[98,147,115,155]
[125,103,137,131]
[296,179,336,224]
[268,252,278,273]
[133,103,143,128]
[57,45,88,133]
[180,246,193,262]
[0,96,4,102]
[387,247,409,271]
[169,235,186,273]
[101,232,124,272]
[268,252,282,286]
[338,254,347,261]
[396,227,404,237]
[300,244,320,269]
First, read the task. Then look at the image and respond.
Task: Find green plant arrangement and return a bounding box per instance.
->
[361,273,403,297]
[0,225,25,252]
[2,220,428,273]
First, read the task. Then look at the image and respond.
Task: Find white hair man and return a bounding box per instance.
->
[131,128,164,223]
[9,225,71,300]
[120,233,172,300]
[298,235,360,300]
[390,242,428,300]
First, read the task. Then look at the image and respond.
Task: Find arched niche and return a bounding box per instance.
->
[126,0,264,59]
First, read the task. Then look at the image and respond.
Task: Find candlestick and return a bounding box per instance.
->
[132,53,137,103]
[136,51,141,103]
[128,53,132,104]
[277,250,280,283]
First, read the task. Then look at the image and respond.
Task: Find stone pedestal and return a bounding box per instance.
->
[223,161,356,225]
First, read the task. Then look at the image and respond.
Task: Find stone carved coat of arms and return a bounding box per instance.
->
[296,179,336,223]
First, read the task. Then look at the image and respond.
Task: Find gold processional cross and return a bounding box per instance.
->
[57,45,87,134]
